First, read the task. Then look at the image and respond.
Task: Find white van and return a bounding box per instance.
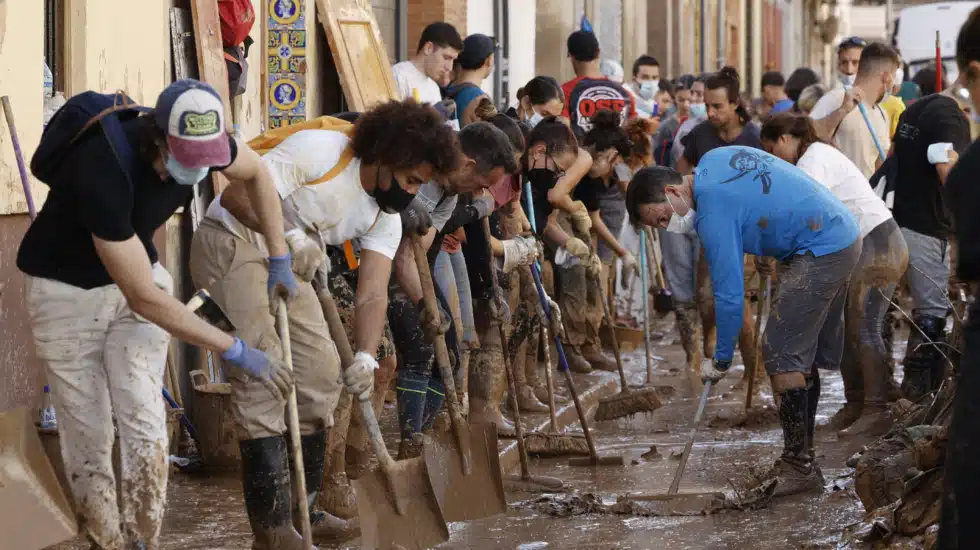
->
[894,1,980,83]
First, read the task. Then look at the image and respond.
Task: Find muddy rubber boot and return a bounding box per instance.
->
[821,403,863,432]
[297,432,358,544]
[469,344,517,437]
[806,371,820,460]
[563,345,594,373]
[528,347,568,404]
[840,353,896,438]
[675,303,703,393]
[239,436,308,550]
[901,314,946,401]
[514,345,549,413]
[397,433,425,460]
[582,342,618,372]
[770,388,824,498]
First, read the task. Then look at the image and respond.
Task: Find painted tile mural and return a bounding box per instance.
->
[267,0,307,128]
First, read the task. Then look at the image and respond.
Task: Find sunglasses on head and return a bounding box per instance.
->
[838,37,867,51]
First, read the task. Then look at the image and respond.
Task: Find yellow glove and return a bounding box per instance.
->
[570,201,593,234]
[564,237,591,260]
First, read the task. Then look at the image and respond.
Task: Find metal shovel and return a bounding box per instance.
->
[315,279,449,550]
[412,237,508,523]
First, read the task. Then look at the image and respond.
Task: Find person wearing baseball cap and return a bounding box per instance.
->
[445,33,496,126]
[17,78,297,549]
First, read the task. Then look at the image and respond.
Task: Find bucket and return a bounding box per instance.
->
[0,408,77,549]
[190,370,241,470]
[600,323,645,352]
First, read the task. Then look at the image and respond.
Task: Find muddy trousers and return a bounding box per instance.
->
[26,267,173,550]
[939,302,980,547]
[555,261,603,352]
[388,285,460,439]
[839,220,908,410]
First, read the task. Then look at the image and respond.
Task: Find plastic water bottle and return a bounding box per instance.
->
[43,62,54,100]
[40,385,57,429]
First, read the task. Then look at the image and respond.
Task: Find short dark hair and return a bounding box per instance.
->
[914,66,948,96]
[567,30,600,62]
[761,71,785,88]
[459,121,518,174]
[626,166,680,226]
[352,99,461,178]
[658,80,676,98]
[582,110,632,159]
[486,113,526,153]
[784,68,820,102]
[417,22,464,54]
[857,42,901,77]
[632,55,660,76]
[957,6,980,75]
[519,76,564,106]
[674,74,696,91]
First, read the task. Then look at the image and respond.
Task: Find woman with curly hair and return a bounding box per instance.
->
[189,98,461,548]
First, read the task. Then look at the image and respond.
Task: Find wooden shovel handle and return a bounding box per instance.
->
[411,237,473,476]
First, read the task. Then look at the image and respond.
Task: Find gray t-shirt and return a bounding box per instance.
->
[410,181,458,232]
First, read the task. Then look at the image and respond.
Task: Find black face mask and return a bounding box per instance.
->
[526,168,560,192]
[374,171,416,214]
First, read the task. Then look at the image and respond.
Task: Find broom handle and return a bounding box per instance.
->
[646,227,667,290]
[745,275,768,410]
[2,96,36,220]
[539,319,560,432]
[275,301,313,548]
[668,380,712,495]
[593,253,628,390]
[530,263,599,460]
[411,237,472,476]
[640,229,653,385]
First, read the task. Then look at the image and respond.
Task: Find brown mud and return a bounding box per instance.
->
[49,321,908,549]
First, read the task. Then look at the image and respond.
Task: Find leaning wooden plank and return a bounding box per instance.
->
[316,0,399,112]
[189,0,232,193]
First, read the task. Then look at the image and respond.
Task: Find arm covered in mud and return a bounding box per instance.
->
[700,214,746,362]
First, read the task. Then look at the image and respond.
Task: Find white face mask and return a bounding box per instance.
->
[639,80,659,100]
[613,162,632,182]
[165,155,208,186]
[527,110,544,128]
[841,74,856,88]
[665,194,696,234]
[895,68,904,87]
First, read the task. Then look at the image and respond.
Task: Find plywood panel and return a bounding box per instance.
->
[0,215,43,412]
[317,0,398,112]
[190,0,233,130]
[0,0,44,215]
[237,0,266,138]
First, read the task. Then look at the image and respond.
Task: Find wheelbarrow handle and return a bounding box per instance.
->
[315,284,408,515]
[411,237,473,476]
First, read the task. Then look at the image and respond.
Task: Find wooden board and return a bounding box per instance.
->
[316,0,399,112]
[189,0,232,193]
[170,7,200,81]
[267,0,309,128]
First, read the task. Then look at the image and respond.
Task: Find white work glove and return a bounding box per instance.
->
[284,228,327,282]
[620,251,639,281]
[586,253,602,278]
[569,201,593,234]
[345,351,378,400]
[700,358,733,384]
[546,296,563,338]
[501,236,539,273]
[564,237,591,261]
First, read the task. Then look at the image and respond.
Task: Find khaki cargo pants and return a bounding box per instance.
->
[26,264,173,550]
[190,220,342,439]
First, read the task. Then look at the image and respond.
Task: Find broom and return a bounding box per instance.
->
[594,246,662,421]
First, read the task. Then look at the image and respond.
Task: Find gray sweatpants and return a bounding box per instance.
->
[901,227,950,319]
[659,229,701,304]
[763,239,862,376]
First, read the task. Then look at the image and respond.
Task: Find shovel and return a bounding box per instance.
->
[745,275,771,410]
[645,227,674,314]
[412,237,508,523]
[315,279,449,549]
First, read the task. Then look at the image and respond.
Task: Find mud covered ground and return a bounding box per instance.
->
[51,318,901,549]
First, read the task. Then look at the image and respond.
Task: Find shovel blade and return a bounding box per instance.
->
[352,457,449,550]
[424,422,507,522]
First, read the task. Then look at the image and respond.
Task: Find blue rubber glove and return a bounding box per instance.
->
[222,337,293,400]
[268,253,300,311]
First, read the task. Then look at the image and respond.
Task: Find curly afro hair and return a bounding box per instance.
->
[351,99,462,178]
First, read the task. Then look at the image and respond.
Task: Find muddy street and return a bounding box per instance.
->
[50,320,892,550]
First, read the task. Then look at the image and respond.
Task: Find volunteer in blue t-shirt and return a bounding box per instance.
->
[625,146,861,498]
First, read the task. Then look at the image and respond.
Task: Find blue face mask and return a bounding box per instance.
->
[690,102,707,119]
[639,80,659,100]
[165,155,209,186]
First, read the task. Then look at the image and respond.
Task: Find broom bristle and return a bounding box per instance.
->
[594,389,662,422]
[524,431,590,456]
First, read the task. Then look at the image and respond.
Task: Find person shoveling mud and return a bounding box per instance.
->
[626,149,861,499]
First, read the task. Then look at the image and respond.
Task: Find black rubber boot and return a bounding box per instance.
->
[239,436,306,550]
[806,370,820,460]
[295,431,358,544]
[902,314,946,402]
[771,388,824,497]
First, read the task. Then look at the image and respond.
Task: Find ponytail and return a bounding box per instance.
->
[705,66,749,124]
[760,113,823,160]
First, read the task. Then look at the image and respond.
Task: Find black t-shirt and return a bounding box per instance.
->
[17,117,238,289]
[524,170,558,237]
[572,175,608,213]
[946,137,980,281]
[680,120,763,166]
[891,94,971,239]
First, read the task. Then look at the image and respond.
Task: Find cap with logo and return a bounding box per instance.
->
[154,79,230,169]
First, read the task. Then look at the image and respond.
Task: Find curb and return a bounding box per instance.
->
[497,370,620,473]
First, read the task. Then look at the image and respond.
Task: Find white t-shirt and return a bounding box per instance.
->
[796,142,892,238]
[205,130,402,259]
[392,61,442,105]
[809,88,890,179]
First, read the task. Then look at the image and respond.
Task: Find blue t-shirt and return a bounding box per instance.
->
[693,146,859,361]
[445,83,486,119]
[769,98,795,114]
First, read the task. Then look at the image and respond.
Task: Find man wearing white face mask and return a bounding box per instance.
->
[19,79,294,548]
[837,36,867,89]
[623,55,661,118]
[626,148,860,498]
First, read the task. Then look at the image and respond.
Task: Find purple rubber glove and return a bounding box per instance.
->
[268,253,300,312]
[222,337,293,400]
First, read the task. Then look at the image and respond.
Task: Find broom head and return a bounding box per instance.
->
[524,431,590,457]
[595,388,663,421]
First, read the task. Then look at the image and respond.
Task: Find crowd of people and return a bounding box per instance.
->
[18,10,980,549]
